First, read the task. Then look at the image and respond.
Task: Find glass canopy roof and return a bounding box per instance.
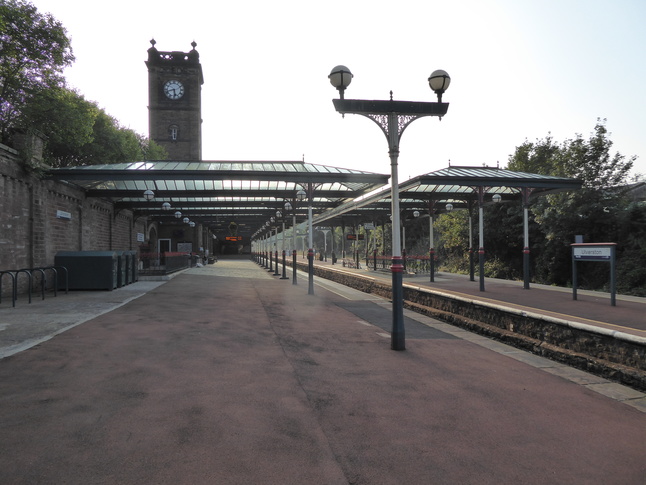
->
[47,162,581,239]
[313,166,582,225]
[46,160,390,239]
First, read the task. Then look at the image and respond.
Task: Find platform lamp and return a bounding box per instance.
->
[264,221,272,270]
[276,209,289,279]
[267,220,273,271]
[296,188,314,295]
[143,189,155,201]
[476,192,502,291]
[284,200,299,285]
[270,216,279,275]
[330,65,450,351]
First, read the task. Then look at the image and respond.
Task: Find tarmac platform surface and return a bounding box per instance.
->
[0,258,644,484]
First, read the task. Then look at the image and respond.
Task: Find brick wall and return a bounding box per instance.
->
[0,144,147,297]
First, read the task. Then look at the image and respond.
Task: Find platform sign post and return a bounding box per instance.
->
[571,243,617,306]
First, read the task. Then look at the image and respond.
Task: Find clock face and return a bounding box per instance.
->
[163,80,185,100]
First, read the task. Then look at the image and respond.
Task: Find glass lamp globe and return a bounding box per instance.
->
[428,70,451,102]
[328,65,353,98]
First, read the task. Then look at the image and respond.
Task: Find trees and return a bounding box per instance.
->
[18,86,167,167]
[1,0,166,165]
[504,120,643,293]
[18,86,97,166]
[433,210,471,274]
[0,0,74,143]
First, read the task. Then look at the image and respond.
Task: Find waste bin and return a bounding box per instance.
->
[126,250,138,282]
[54,251,118,290]
[116,252,127,287]
[123,251,132,285]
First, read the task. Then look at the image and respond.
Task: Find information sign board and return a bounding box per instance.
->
[177,242,192,253]
[571,243,617,306]
[573,246,612,260]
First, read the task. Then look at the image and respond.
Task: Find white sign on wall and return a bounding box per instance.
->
[177,242,193,253]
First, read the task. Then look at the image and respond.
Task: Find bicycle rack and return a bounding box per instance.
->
[0,266,68,307]
[0,271,17,307]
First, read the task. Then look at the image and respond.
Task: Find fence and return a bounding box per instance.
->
[139,252,194,276]
[365,254,437,274]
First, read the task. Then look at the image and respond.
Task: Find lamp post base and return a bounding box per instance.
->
[307,249,314,295]
[280,251,288,279]
[391,256,405,351]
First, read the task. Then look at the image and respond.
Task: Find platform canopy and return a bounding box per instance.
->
[312,165,583,225]
[46,160,390,239]
[47,163,582,239]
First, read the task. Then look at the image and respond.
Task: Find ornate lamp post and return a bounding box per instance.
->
[284,198,300,285]
[264,222,272,270]
[276,209,289,280]
[427,200,439,282]
[267,219,276,273]
[319,228,331,262]
[476,191,502,291]
[270,216,280,276]
[297,187,315,295]
[329,65,450,351]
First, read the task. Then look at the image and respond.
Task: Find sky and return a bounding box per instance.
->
[30,0,646,180]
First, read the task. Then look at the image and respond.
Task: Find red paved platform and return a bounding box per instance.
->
[0,260,644,484]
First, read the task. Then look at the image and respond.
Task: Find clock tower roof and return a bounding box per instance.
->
[146,40,203,84]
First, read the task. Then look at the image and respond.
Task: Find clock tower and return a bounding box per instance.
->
[146,39,204,160]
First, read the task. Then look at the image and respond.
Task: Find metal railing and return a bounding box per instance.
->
[139,252,192,276]
[365,255,437,274]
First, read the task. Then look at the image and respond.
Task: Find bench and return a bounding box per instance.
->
[342,259,361,269]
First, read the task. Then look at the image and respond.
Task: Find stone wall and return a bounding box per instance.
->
[0,144,147,297]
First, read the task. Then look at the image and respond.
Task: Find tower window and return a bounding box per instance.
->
[169,125,179,141]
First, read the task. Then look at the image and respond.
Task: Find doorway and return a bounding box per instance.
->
[158,238,171,265]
